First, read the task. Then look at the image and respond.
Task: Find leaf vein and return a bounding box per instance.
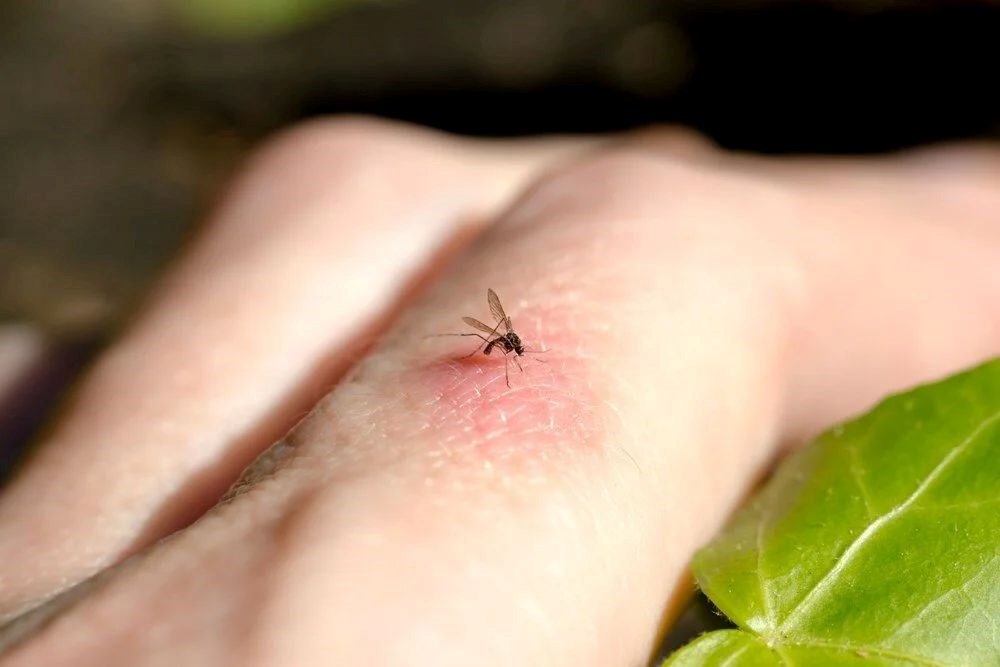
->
[887,553,1000,641]
[784,638,948,666]
[718,642,749,667]
[913,496,1000,511]
[756,501,776,631]
[848,443,876,519]
[772,643,794,667]
[777,408,1000,632]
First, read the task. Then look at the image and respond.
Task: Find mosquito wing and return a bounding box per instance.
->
[462,317,501,336]
[487,288,512,331]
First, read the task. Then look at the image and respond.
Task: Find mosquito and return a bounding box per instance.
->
[436,288,545,387]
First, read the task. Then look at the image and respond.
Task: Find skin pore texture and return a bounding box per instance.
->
[0,119,997,666]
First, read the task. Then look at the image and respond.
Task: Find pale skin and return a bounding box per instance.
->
[0,118,998,666]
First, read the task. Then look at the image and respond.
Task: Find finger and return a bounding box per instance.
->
[611,138,1000,442]
[7,146,1000,667]
[711,145,1000,442]
[0,118,589,617]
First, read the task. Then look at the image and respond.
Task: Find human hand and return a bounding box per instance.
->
[0,119,997,666]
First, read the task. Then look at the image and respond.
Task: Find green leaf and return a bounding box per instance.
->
[666,359,1000,666]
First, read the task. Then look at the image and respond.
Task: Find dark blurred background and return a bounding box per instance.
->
[2,0,999,344]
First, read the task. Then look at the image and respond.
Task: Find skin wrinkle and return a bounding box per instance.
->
[0,480,274,664]
[0,566,120,652]
[0,498,300,666]
[220,438,297,504]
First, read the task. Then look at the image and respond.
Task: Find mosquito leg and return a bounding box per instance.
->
[427,333,486,339]
[458,334,492,359]
[432,332,492,358]
[463,318,506,359]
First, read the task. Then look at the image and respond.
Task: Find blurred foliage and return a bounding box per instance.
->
[170,0,389,38]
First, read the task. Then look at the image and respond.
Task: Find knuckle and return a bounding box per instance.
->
[217,116,456,232]
[245,115,447,190]
[490,146,797,305]
[505,148,709,229]
[250,115,418,174]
